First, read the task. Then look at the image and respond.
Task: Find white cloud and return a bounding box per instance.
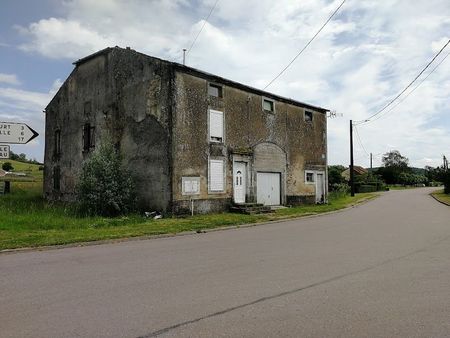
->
[11,0,450,167]
[0,73,20,85]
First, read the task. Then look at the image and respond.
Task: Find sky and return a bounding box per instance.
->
[0,0,449,168]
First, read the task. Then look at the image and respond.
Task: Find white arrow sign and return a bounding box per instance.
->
[0,122,39,144]
[0,144,9,159]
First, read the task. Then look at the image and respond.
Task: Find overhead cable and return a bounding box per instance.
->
[263,0,346,90]
[357,38,450,125]
[369,49,450,123]
[185,0,220,58]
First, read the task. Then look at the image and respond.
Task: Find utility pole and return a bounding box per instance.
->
[350,120,355,196]
[182,49,187,66]
[370,152,373,171]
[444,155,448,171]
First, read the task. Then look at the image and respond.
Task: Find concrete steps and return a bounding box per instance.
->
[230,203,273,215]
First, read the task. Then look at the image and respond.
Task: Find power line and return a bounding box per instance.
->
[353,125,369,156]
[357,38,450,125]
[185,0,220,58]
[369,49,450,123]
[263,0,346,90]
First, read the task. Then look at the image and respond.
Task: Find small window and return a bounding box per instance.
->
[208,84,223,98]
[209,109,224,143]
[82,123,95,152]
[53,166,61,191]
[54,129,61,156]
[263,98,274,113]
[305,111,313,122]
[305,171,315,183]
[209,159,224,192]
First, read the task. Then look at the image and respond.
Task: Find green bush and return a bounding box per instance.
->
[2,162,13,171]
[76,141,135,216]
[357,185,377,193]
[329,183,350,199]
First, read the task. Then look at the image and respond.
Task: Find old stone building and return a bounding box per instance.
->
[44,46,328,214]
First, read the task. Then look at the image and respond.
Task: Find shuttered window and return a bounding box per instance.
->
[209,159,224,192]
[209,109,223,142]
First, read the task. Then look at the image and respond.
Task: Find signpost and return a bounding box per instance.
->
[0,122,39,144]
[0,121,39,194]
[0,145,10,159]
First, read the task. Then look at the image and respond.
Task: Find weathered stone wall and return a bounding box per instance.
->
[171,71,327,212]
[45,47,327,215]
[44,48,173,211]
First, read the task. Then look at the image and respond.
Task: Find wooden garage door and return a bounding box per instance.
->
[257,172,281,206]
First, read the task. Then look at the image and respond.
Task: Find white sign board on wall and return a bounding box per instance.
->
[182,177,201,195]
[0,145,10,159]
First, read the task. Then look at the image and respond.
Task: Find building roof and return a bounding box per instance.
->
[341,166,368,181]
[72,46,329,114]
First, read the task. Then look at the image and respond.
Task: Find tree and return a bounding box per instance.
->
[328,165,346,188]
[76,141,135,216]
[378,150,410,184]
[382,150,409,168]
[2,162,13,171]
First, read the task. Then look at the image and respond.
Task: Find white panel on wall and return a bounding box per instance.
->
[209,159,224,191]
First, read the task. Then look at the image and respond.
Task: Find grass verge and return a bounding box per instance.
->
[431,189,450,205]
[0,183,378,251]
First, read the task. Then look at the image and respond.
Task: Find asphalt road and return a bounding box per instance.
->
[1,188,450,338]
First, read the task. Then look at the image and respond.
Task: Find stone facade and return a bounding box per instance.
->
[44,47,328,214]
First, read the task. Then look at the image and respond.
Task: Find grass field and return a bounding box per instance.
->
[0,181,377,251]
[431,190,450,205]
[0,159,43,181]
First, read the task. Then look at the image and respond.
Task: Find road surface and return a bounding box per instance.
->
[1,188,450,337]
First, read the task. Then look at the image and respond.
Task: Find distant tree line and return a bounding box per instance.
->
[8,150,42,165]
[329,150,449,194]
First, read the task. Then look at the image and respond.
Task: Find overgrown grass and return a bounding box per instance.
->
[431,189,450,205]
[0,182,377,250]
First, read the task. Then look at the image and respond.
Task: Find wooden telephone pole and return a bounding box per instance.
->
[350,120,355,196]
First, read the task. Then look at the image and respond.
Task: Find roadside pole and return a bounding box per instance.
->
[350,120,355,196]
[0,121,39,194]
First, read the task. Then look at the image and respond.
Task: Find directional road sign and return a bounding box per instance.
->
[0,145,10,159]
[0,122,39,144]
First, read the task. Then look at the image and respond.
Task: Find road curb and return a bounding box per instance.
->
[0,194,380,255]
[430,192,450,206]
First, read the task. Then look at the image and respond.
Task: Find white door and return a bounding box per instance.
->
[233,162,246,203]
[257,172,281,206]
[316,172,325,203]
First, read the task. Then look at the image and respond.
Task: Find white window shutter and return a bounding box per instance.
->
[210,159,224,191]
[209,109,223,140]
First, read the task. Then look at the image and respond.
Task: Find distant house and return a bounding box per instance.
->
[44,47,329,214]
[341,166,368,181]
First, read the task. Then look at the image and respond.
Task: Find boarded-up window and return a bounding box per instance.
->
[209,109,224,142]
[209,159,224,192]
[53,166,61,191]
[82,123,95,152]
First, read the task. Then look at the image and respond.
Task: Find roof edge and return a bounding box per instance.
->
[71,46,329,113]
